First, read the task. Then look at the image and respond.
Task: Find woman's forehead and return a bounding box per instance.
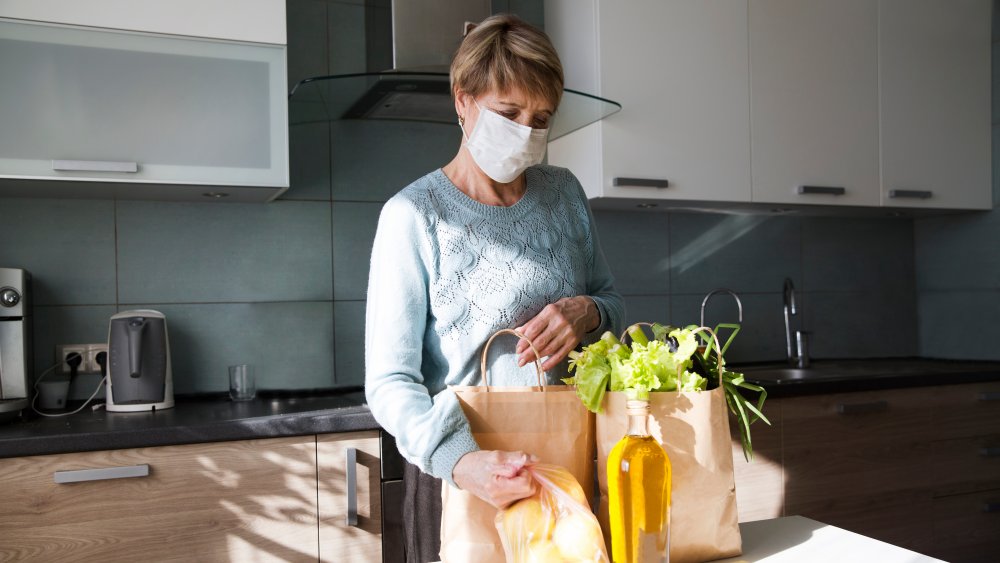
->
[480,88,556,113]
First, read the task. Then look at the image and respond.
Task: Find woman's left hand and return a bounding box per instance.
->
[515,296,600,371]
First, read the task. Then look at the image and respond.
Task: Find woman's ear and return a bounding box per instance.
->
[454,88,471,121]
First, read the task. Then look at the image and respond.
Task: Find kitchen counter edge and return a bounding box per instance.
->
[0,393,378,460]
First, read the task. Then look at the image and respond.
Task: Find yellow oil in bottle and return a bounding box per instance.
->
[608,400,671,562]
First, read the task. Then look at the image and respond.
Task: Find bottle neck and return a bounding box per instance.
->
[625,400,650,437]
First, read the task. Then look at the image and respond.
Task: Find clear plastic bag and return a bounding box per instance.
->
[495,463,610,563]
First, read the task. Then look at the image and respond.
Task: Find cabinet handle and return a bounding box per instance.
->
[52,160,139,173]
[797,185,846,196]
[984,502,1000,513]
[977,392,1000,401]
[54,464,149,484]
[345,447,358,527]
[980,447,1000,458]
[613,177,669,189]
[836,401,888,415]
[888,189,932,200]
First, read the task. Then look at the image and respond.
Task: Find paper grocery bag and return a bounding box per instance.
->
[439,329,596,563]
[597,387,742,563]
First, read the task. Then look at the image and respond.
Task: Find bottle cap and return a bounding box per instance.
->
[625,399,650,416]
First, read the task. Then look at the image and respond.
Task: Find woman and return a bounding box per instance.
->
[364,14,624,562]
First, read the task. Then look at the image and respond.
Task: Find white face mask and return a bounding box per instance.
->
[461,99,549,184]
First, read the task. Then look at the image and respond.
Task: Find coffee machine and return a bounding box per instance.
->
[0,268,31,419]
[106,309,174,412]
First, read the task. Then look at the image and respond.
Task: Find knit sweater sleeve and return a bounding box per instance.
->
[364,194,479,486]
[574,174,626,339]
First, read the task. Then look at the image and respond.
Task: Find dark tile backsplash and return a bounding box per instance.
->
[598,211,918,363]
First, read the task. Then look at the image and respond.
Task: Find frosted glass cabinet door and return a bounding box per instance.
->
[0,18,288,191]
[879,0,991,210]
[749,0,880,207]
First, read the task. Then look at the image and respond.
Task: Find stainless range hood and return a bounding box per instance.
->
[288,1,620,140]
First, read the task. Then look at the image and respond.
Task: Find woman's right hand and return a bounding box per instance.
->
[452,450,538,508]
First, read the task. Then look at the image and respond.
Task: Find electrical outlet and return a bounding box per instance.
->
[55,343,108,375]
[86,344,109,375]
[56,344,87,375]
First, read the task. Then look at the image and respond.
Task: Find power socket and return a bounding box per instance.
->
[86,344,109,375]
[55,344,108,375]
[55,344,87,375]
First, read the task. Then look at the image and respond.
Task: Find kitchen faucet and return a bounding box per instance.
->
[700,288,743,328]
[783,278,809,367]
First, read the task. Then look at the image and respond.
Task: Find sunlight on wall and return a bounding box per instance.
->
[668,215,769,275]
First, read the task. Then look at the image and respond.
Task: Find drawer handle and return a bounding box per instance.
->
[980,447,1000,458]
[798,185,846,196]
[836,401,888,415]
[54,464,149,484]
[345,447,358,527]
[613,177,669,189]
[888,189,932,200]
[984,502,1000,513]
[977,392,1000,401]
[52,159,139,173]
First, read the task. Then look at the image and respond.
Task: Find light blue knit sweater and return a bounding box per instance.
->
[364,165,624,486]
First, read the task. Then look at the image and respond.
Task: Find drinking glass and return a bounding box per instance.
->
[228,364,256,401]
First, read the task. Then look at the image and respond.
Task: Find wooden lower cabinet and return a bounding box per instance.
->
[731,397,784,523]
[0,436,320,562]
[781,387,934,553]
[317,431,383,563]
[927,488,1000,563]
[927,382,1000,563]
[731,382,1000,562]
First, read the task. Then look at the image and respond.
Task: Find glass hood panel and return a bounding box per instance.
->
[289,72,621,141]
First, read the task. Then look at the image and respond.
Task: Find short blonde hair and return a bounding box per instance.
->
[450,14,564,109]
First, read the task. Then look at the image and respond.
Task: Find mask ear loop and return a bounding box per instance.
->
[458,115,470,144]
[458,97,482,143]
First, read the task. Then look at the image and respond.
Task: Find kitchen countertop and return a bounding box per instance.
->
[734,358,1000,398]
[2,358,999,460]
[0,388,377,459]
[713,516,943,562]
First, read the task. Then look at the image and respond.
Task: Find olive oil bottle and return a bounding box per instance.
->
[608,397,672,562]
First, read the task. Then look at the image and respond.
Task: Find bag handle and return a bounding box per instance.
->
[479,329,545,391]
[620,323,726,384]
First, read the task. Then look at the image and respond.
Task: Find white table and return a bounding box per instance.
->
[432,515,943,562]
[714,516,944,563]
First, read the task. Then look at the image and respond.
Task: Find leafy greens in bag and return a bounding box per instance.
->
[564,323,769,460]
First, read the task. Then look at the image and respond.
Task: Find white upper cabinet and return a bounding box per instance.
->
[0,1,287,202]
[878,0,991,210]
[0,0,285,44]
[548,0,991,212]
[546,0,751,204]
[749,0,880,207]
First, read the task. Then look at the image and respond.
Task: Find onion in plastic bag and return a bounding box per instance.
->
[495,463,609,563]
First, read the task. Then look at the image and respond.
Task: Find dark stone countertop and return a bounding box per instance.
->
[0,388,377,459]
[3,359,999,460]
[734,358,1000,398]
